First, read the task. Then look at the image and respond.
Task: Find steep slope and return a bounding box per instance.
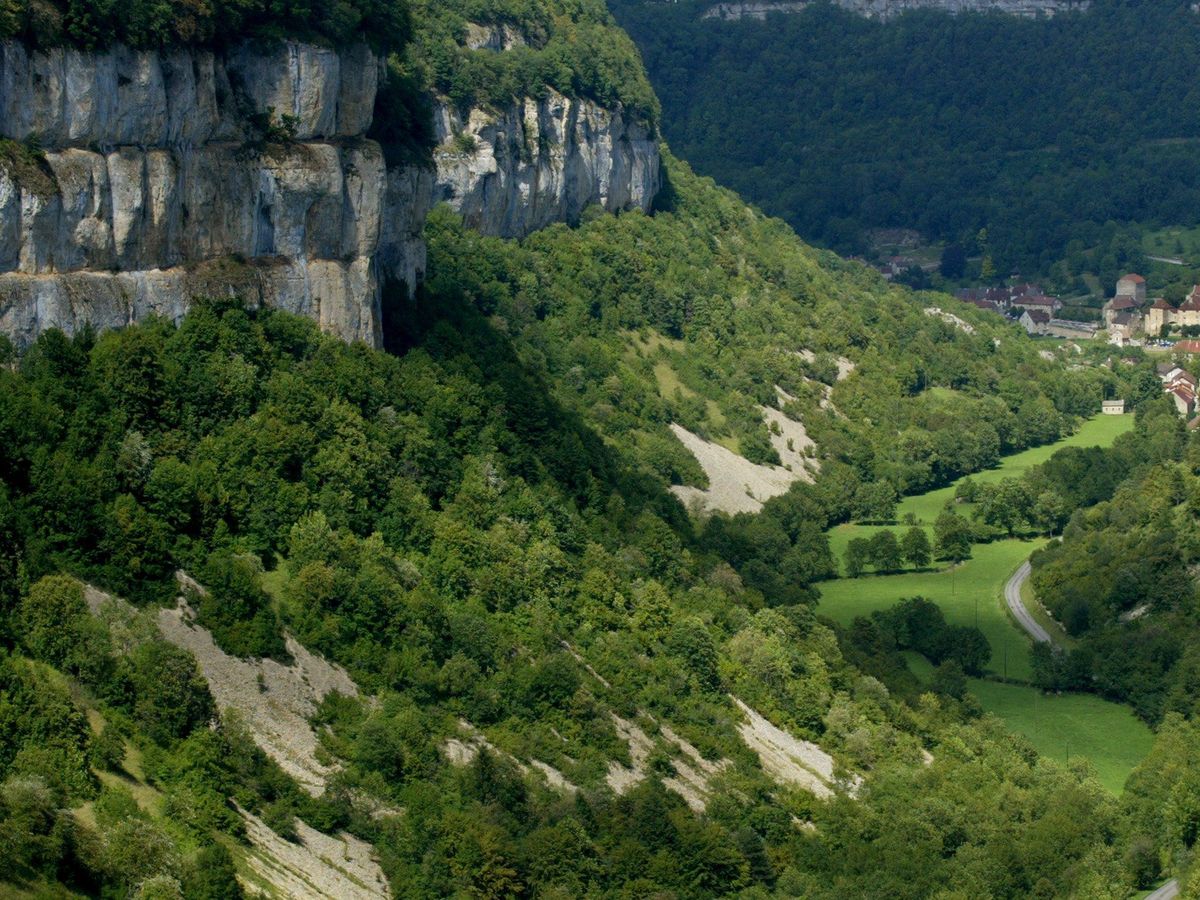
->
[0,303,1139,898]
[0,1,1175,899]
[0,0,661,348]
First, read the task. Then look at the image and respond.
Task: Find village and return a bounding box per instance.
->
[954,274,1200,421]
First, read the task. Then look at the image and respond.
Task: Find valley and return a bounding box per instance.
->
[0,0,1198,896]
[821,413,1153,793]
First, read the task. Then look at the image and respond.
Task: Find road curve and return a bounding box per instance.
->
[1004,561,1052,644]
[1145,878,1180,900]
[1004,562,1178,898]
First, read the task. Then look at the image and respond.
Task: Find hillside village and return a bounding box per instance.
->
[953,283,1098,339]
[956,275,1200,421]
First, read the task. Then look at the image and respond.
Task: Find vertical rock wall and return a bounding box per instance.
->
[432,91,660,239]
[0,39,659,348]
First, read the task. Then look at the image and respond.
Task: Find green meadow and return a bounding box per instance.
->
[819,413,1152,792]
[967,679,1154,795]
[892,412,1135,525]
[820,538,1036,680]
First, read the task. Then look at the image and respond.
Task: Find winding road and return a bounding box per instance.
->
[1003,561,1051,644]
[1004,559,1180,899]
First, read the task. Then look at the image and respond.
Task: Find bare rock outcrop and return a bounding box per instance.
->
[0,39,428,348]
[0,34,660,348]
[431,91,659,239]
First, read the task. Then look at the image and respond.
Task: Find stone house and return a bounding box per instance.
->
[1101,399,1126,415]
[1015,294,1061,315]
[1020,309,1051,334]
[1146,298,1174,335]
[1103,295,1141,329]
[1168,385,1196,417]
[1116,273,1147,304]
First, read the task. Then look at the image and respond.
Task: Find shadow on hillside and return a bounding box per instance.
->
[380,279,691,533]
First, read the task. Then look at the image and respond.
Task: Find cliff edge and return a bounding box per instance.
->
[0,38,659,348]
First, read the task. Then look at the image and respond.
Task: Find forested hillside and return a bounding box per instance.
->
[1029,399,1200,722]
[1,0,1196,897]
[0,272,1167,900]
[609,0,1200,277]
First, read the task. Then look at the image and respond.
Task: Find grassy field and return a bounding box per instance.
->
[893,413,1134,525]
[1143,224,1200,263]
[820,538,1036,680]
[904,655,1154,794]
[820,413,1151,792]
[967,680,1154,794]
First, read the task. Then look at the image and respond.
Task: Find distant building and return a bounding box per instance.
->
[1158,362,1186,382]
[1014,294,1061,314]
[1146,298,1174,335]
[1103,295,1141,329]
[1020,309,1052,334]
[1157,362,1199,418]
[1116,273,1147,304]
[1168,385,1196,417]
[1101,399,1126,415]
[1167,370,1198,393]
[1045,318,1097,339]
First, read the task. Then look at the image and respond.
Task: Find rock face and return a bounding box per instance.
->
[431,91,659,239]
[0,39,420,347]
[0,39,656,347]
[702,0,1088,19]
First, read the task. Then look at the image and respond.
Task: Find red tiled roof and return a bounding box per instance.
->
[1109,296,1138,310]
[1025,309,1051,323]
[1177,339,1200,353]
[1121,274,1146,284]
[1150,298,1173,310]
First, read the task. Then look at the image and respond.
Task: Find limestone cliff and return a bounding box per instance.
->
[0,38,659,347]
[0,40,434,347]
[702,0,1088,20]
[431,91,660,239]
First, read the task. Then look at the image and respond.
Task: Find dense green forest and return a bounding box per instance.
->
[1028,398,1200,725]
[0,0,412,50]
[4,0,1200,895]
[0,290,1177,899]
[608,0,1200,277]
[0,154,1185,898]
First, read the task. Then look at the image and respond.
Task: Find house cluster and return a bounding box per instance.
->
[1102,274,1200,343]
[954,283,1056,314]
[1158,361,1198,418]
[953,284,1097,337]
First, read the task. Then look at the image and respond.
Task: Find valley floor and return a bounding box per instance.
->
[818,414,1153,794]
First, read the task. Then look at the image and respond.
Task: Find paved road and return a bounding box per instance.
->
[1004,560,1051,644]
[1145,878,1180,899]
[1006,562,1180,897]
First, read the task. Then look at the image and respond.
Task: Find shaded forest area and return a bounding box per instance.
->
[610,0,1200,277]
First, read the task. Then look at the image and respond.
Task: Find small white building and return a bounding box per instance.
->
[1101,399,1126,415]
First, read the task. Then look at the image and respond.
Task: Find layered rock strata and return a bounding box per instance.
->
[0,38,658,347]
[702,0,1089,19]
[431,90,659,239]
